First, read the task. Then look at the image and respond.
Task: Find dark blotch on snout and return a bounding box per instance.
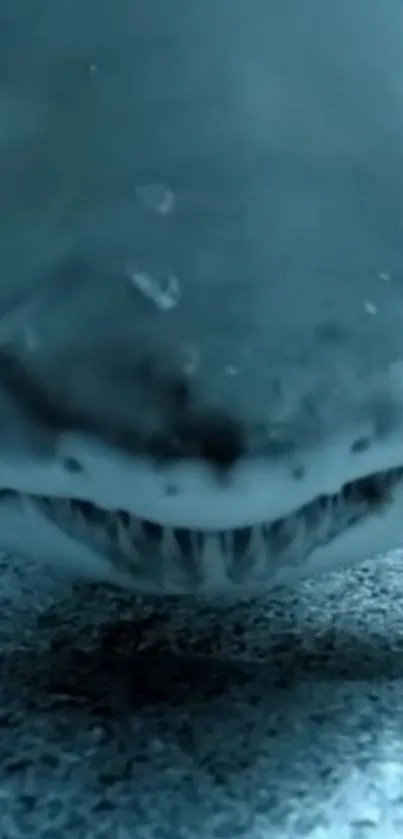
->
[150,409,245,472]
[189,410,245,470]
[0,340,244,473]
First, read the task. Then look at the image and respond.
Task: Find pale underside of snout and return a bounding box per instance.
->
[3,421,403,531]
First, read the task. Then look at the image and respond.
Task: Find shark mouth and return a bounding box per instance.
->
[0,463,401,595]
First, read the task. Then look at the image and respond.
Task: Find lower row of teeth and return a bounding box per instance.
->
[24,467,401,585]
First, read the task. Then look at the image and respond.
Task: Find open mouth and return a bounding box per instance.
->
[0,464,401,594]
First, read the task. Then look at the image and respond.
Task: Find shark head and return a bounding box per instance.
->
[1,0,403,596]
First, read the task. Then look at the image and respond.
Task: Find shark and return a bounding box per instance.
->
[1,0,403,596]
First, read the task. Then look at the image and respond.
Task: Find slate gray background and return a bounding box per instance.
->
[1,553,403,838]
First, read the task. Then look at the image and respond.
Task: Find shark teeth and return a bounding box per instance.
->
[4,464,400,594]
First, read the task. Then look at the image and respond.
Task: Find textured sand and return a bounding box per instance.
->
[1,553,403,838]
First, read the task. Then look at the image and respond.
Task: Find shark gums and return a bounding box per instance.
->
[0,0,403,595]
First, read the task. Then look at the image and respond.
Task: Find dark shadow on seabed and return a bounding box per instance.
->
[2,559,403,837]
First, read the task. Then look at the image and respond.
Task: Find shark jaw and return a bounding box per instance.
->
[0,431,402,596]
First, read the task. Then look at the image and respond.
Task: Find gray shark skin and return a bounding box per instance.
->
[1,0,403,595]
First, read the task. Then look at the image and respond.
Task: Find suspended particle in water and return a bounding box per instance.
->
[182,343,200,376]
[23,325,38,351]
[225,365,239,376]
[135,183,175,216]
[127,265,181,311]
[364,300,377,315]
